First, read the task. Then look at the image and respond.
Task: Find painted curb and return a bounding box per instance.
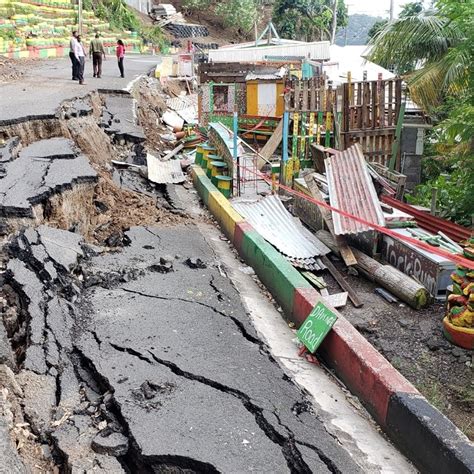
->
[191,165,474,473]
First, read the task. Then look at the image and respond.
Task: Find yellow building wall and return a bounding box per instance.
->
[276,81,284,117]
[246,81,258,116]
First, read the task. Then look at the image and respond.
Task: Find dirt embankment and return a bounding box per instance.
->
[0,80,188,245]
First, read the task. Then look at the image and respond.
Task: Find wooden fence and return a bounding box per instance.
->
[283,76,403,168]
[342,78,402,166]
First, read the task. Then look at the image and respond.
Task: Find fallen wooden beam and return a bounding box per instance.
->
[303,174,357,267]
[162,143,184,161]
[257,118,283,170]
[321,256,363,308]
[317,230,430,309]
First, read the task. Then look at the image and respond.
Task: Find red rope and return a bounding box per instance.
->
[235,162,474,269]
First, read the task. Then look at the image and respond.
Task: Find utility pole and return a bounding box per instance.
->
[330,0,338,44]
[78,0,83,35]
[389,0,394,20]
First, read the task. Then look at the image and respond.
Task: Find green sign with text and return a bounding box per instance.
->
[297,302,338,353]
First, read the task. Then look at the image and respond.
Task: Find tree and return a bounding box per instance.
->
[367,19,387,40]
[273,0,348,42]
[215,0,258,33]
[367,0,468,110]
[369,0,473,226]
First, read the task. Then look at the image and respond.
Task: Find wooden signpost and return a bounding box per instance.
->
[297,302,338,353]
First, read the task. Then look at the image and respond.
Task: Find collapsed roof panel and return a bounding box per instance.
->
[325,144,385,235]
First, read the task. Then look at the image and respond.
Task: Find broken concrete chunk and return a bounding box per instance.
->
[91,431,129,457]
[0,143,97,218]
[0,136,20,163]
[17,370,56,436]
[19,138,77,160]
[185,257,207,269]
[0,323,14,368]
[37,226,84,271]
[23,227,39,245]
[0,415,27,474]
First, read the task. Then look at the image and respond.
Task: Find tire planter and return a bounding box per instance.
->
[443,316,474,350]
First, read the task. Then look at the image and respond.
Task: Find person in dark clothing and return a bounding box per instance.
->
[116,39,125,78]
[69,31,79,80]
[89,33,106,78]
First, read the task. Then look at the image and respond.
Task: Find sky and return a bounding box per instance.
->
[346,0,410,18]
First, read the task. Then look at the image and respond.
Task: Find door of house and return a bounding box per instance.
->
[257,83,277,116]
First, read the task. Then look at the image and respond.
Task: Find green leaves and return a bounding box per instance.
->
[215,0,258,32]
[273,0,347,41]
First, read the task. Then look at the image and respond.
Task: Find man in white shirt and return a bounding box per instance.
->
[74,35,86,85]
[69,31,79,80]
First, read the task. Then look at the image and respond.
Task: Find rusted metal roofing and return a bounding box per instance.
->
[382,195,472,242]
[325,144,385,235]
[232,195,330,270]
[146,154,185,184]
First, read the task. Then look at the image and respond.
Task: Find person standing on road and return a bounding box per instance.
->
[69,31,79,80]
[89,33,106,78]
[75,35,87,85]
[116,39,125,78]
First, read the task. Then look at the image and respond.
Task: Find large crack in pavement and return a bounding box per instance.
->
[0,76,373,472]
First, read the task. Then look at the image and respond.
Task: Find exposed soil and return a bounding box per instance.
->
[0,56,38,83]
[1,83,189,245]
[323,257,474,440]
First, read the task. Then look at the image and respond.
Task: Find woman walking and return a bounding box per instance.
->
[116,39,125,78]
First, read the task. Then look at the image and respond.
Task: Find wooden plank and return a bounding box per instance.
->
[321,256,363,308]
[258,118,283,168]
[292,112,299,160]
[310,78,316,111]
[357,82,362,129]
[379,80,385,129]
[302,271,327,289]
[316,111,323,145]
[308,112,315,144]
[325,112,332,147]
[371,81,377,129]
[303,174,357,267]
[302,80,309,111]
[387,80,393,127]
[323,292,348,309]
[294,80,301,110]
[362,81,370,129]
[162,143,184,161]
[300,112,307,160]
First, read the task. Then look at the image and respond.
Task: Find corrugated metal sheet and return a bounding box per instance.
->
[325,144,385,235]
[208,41,331,63]
[232,195,330,270]
[166,95,198,112]
[146,154,185,184]
[245,67,286,81]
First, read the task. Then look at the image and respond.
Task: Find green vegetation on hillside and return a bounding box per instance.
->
[272,0,348,42]
[89,0,168,49]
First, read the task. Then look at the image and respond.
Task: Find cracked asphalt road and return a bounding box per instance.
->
[76,225,362,472]
[0,55,160,123]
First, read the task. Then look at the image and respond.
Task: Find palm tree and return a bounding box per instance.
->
[366,1,470,112]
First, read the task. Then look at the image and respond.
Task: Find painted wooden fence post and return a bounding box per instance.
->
[325,111,332,147]
[282,110,289,185]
